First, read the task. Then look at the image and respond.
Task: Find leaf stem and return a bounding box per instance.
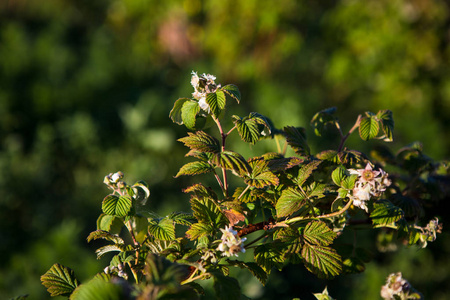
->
[213,116,229,197]
[337,115,362,152]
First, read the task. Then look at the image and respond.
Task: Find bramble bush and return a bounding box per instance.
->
[37,72,446,300]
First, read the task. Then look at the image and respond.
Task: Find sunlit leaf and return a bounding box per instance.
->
[206,91,226,118]
[370,200,404,226]
[181,100,201,130]
[95,245,125,259]
[148,217,176,241]
[221,84,241,103]
[86,230,124,244]
[41,264,80,297]
[301,244,342,279]
[377,109,394,142]
[175,161,214,177]
[276,187,307,218]
[254,243,284,273]
[296,160,322,186]
[178,131,220,153]
[303,221,336,247]
[169,97,190,125]
[359,115,379,141]
[212,150,252,176]
[102,195,132,217]
[185,222,214,240]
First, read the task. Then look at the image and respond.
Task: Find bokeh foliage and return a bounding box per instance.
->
[0,0,449,299]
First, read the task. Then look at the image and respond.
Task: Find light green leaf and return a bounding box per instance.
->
[96,214,123,234]
[245,171,279,188]
[169,98,190,125]
[86,230,124,244]
[102,195,132,217]
[276,188,307,218]
[359,115,379,141]
[303,221,336,247]
[148,217,176,241]
[370,200,404,226]
[341,174,358,190]
[331,166,347,187]
[175,161,214,177]
[212,150,252,176]
[301,244,342,279]
[221,84,241,103]
[41,264,80,297]
[181,100,201,130]
[206,90,226,118]
[178,131,220,153]
[186,222,214,240]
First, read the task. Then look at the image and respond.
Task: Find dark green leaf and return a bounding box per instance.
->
[342,257,366,274]
[41,264,80,297]
[221,84,241,103]
[377,109,394,142]
[86,230,124,244]
[370,200,404,226]
[213,273,241,300]
[169,98,190,125]
[303,221,336,247]
[297,160,322,186]
[283,126,310,155]
[254,243,284,273]
[148,218,176,241]
[276,187,307,218]
[212,150,252,176]
[359,115,379,141]
[310,107,337,137]
[301,244,342,279]
[178,131,220,153]
[206,91,226,118]
[102,195,132,217]
[181,100,201,130]
[70,276,125,300]
[175,161,214,177]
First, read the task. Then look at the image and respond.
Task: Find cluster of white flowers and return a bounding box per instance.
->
[348,163,391,212]
[216,226,246,257]
[104,171,124,186]
[104,264,128,280]
[190,71,221,114]
[380,272,414,300]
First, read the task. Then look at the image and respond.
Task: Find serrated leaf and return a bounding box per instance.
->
[206,91,226,118]
[283,126,310,156]
[359,116,379,141]
[213,273,241,300]
[303,221,336,247]
[175,161,214,177]
[245,171,279,188]
[254,243,284,273]
[95,244,125,259]
[190,196,228,227]
[310,107,337,137]
[212,150,252,176]
[377,109,394,142]
[148,217,176,241]
[301,244,342,279]
[341,174,358,190]
[233,115,261,145]
[168,212,196,226]
[169,98,190,125]
[370,200,404,226]
[183,183,218,200]
[227,260,268,285]
[70,276,124,300]
[185,222,214,240]
[87,230,124,244]
[221,84,241,103]
[331,166,347,187]
[342,257,365,274]
[178,131,220,153]
[41,264,80,297]
[297,160,322,186]
[181,100,201,130]
[96,214,124,234]
[276,187,307,218]
[102,195,132,217]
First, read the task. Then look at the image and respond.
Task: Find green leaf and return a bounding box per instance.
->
[212,150,252,176]
[168,212,196,226]
[95,244,125,259]
[283,126,310,156]
[276,187,307,218]
[313,286,335,300]
[254,243,284,273]
[169,98,190,125]
[331,166,347,187]
[70,276,125,300]
[186,222,214,240]
[213,273,241,300]
[310,107,337,137]
[9,295,28,300]
[178,131,220,153]
[190,196,228,227]
[183,183,218,200]
[41,263,80,297]
[86,230,124,244]
[341,174,358,190]
[303,221,336,247]
[102,195,132,217]
[96,214,123,234]
[301,244,342,279]
[131,181,150,205]
[359,115,379,141]
[377,109,394,142]
[232,115,261,145]
[206,90,226,118]
[245,159,279,188]
[242,262,268,285]
[296,160,322,186]
[181,100,201,130]
[221,84,241,103]
[148,218,176,241]
[175,161,214,177]
[342,257,365,274]
[370,200,404,226]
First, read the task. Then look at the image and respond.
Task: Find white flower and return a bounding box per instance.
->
[191,71,199,89]
[216,226,247,257]
[380,272,411,299]
[198,96,211,113]
[348,163,380,186]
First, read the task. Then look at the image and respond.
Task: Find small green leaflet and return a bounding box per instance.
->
[175,161,214,177]
[296,160,321,186]
[169,97,190,125]
[190,196,227,227]
[359,114,379,141]
[41,263,80,297]
[370,200,404,227]
[221,84,241,103]
[168,211,196,226]
[86,230,124,244]
[148,218,176,241]
[377,109,394,142]
[301,244,342,279]
[212,150,252,176]
[276,187,307,218]
[310,107,337,137]
[206,91,226,118]
[102,195,132,217]
[331,166,347,187]
[303,221,336,247]
[181,100,201,130]
[178,131,220,153]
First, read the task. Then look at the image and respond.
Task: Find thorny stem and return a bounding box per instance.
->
[337,114,362,152]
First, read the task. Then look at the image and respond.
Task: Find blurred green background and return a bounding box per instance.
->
[1,0,449,299]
